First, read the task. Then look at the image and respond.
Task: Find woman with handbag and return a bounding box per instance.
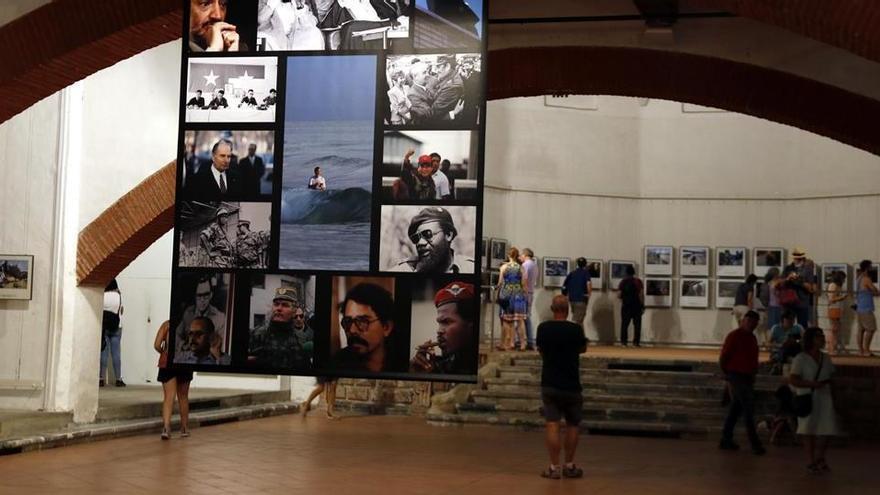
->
[496,247,529,351]
[789,327,838,475]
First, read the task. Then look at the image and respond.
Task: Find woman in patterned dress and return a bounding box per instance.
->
[496,247,529,351]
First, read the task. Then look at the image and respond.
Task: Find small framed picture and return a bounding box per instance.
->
[609,260,637,290]
[489,270,501,300]
[680,246,710,277]
[489,238,508,269]
[0,255,34,300]
[644,278,673,307]
[543,257,570,288]
[753,248,784,278]
[821,263,849,293]
[716,246,747,278]
[680,278,709,308]
[644,245,674,276]
[481,237,489,271]
[715,280,741,308]
[852,261,880,292]
[587,259,604,291]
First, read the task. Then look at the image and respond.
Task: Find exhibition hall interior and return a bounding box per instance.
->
[1,0,879,493]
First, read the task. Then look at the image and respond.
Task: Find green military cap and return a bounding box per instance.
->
[273,287,298,304]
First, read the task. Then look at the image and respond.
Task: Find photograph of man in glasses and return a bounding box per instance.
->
[331,282,405,373]
[380,205,476,274]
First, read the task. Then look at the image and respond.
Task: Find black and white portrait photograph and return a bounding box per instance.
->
[247,274,316,370]
[379,205,476,274]
[257,0,411,51]
[413,0,482,49]
[609,260,636,290]
[680,278,709,308]
[385,53,482,127]
[644,245,673,276]
[408,278,478,377]
[753,247,784,278]
[185,57,278,123]
[189,0,258,53]
[0,255,33,300]
[280,55,376,271]
[329,276,409,374]
[489,238,507,269]
[680,246,709,277]
[587,259,603,290]
[382,130,479,202]
[645,278,673,307]
[821,263,849,293]
[543,257,570,288]
[716,246,747,278]
[171,272,234,364]
[178,201,271,269]
[183,130,274,199]
[715,280,740,309]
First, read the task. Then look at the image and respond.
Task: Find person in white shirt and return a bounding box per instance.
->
[100,279,125,387]
[430,153,451,200]
[308,166,327,191]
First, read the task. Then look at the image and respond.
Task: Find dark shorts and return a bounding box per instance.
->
[157,368,194,384]
[316,375,337,385]
[541,387,583,425]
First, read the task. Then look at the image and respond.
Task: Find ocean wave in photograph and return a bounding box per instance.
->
[280,223,370,271]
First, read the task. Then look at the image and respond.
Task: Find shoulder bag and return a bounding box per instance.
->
[793,354,824,418]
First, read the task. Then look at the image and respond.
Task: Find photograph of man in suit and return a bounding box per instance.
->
[185,139,242,199]
[238,143,265,195]
[208,89,229,109]
[239,89,258,108]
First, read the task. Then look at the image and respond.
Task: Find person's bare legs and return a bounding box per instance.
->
[828,319,840,354]
[515,320,527,351]
[302,383,325,416]
[863,330,875,356]
[161,378,177,438]
[500,320,513,350]
[804,435,817,466]
[816,436,830,468]
[325,381,338,418]
[177,380,191,435]
[563,423,580,464]
[544,421,561,466]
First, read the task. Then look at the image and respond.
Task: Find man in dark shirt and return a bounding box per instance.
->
[536,295,588,479]
[186,89,206,108]
[718,310,766,455]
[617,265,644,346]
[561,257,592,329]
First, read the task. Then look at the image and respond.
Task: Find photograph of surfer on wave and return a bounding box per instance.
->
[280,54,377,271]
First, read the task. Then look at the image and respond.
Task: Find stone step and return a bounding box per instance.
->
[495,365,781,388]
[472,389,722,409]
[483,378,779,399]
[466,395,774,417]
[95,390,290,422]
[0,411,74,440]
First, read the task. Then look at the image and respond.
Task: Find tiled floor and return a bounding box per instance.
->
[0,414,877,495]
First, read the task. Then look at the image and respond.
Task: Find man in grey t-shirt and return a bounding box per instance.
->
[520,248,538,350]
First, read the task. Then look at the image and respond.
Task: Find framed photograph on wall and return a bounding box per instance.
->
[609,260,637,289]
[481,237,488,271]
[753,248,784,278]
[852,261,880,292]
[543,257,570,288]
[0,255,34,300]
[716,280,740,308]
[489,238,507,269]
[680,246,710,277]
[644,278,673,307]
[489,270,500,300]
[680,278,709,308]
[644,245,674,276]
[716,246,747,278]
[821,263,849,293]
[587,259,604,290]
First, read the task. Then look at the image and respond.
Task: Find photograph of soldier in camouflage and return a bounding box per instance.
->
[247,275,316,370]
[178,201,271,269]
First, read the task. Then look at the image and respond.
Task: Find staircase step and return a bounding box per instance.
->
[483,379,778,400]
[0,411,74,440]
[496,365,781,388]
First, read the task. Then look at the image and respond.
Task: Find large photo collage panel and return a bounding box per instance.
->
[171,0,486,382]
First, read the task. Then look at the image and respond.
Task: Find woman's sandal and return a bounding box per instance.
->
[160,428,170,441]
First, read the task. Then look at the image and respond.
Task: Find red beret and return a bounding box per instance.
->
[434,282,475,307]
[417,154,433,165]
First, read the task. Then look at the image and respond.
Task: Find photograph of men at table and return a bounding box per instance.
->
[185,57,278,123]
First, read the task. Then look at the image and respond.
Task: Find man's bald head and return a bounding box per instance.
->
[550,295,569,317]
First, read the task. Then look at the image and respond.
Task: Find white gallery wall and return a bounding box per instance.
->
[484,96,880,346]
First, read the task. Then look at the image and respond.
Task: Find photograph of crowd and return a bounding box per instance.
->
[716,247,747,278]
[247,275,316,370]
[384,53,481,127]
[0,255,33,300]
[609,260,636,289]
[680,246,709,277]
[183,130,274,199]
[680,278,709,308]
[644,245,673,276]
[188,0,257,53]
[185,57,278,123]
[543,257,569,288]
[178,201,271,269]
[329,276,409,374]
[715,280,740,308]
[380,206,476,274]
[280,55,376,271]
[754,248,784,277]
[408,279,477,376]
[171,272,234,364]
[413,0,482,49]
[381,130,478,202]
[489,238,507,269]
[257,0,411,51]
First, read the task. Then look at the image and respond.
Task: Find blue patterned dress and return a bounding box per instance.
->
[498,262,528,321]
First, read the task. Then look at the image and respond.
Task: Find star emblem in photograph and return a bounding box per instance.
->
[203,69,219,86]
[239,70,254,83]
